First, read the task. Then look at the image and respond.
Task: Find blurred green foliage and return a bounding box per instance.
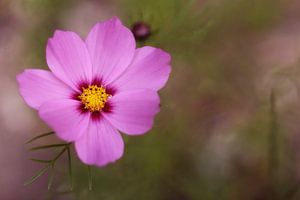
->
[23,0,71,66]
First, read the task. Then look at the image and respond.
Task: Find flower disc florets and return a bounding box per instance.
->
[78,85,110,112]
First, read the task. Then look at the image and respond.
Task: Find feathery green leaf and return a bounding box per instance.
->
[47,164,54,190]
[24,164,51,186]
[30,158,52,163]
[26,131,55,144]
[29,143,68,151]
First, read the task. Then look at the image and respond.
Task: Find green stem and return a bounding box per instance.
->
[268,90,279,199]
[88,166,93,191]
[67,144,73,190]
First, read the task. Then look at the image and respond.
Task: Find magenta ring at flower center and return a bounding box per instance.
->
[72,78,115,121]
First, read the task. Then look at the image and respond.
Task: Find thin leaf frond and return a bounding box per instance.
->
[26,132,55,144]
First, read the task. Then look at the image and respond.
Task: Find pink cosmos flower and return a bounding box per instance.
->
[17,17,171,167]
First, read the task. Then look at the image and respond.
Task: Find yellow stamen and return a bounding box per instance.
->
[78,85,110,112]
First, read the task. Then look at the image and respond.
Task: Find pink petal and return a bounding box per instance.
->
[86,17,135,85]
[16,69,73,110]
[39,99,90,142]
[46,30,93,90]
[104,89,160,135]
[111,46,171,91]
[75,118,124,167]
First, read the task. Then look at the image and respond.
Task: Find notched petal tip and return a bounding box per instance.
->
[89,16,123,34]
[82,152,123,167]
[110,16,122,23]
[48,30,65,41]
[152,47,172,64]
[47,30,85,49]
[16,70,24,84]
[51,30,73,38]
[103,16,123,27]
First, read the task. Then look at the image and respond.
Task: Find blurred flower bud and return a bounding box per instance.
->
[131,21,151,41]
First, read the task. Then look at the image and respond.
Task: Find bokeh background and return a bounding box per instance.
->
[1,0,300,199]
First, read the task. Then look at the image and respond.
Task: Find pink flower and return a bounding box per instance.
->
[17,17,171,167]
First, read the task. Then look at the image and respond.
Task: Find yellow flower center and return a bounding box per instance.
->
[78,85,110,112]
